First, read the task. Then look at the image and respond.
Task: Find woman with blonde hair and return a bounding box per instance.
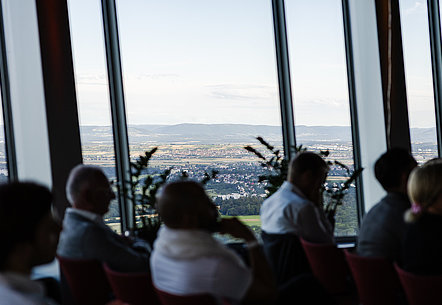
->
[402,159,442,274]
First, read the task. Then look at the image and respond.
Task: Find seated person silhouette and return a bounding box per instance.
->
[150,181,276,304]
[358,148,417,261]
[0,182,60,305]
[402,159,442,275]
[260,152,332,285]
[57,164,150,272]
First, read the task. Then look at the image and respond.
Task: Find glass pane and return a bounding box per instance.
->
[399,0,438,163]
[67,0,120,232]
[116,0,281,237]
[285,0,358,237]
[0,103,7,182]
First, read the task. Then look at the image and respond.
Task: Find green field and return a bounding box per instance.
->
[224,215,261,227]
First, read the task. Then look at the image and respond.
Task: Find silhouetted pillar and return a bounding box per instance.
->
[35,0,82,221]
[375,0,411,151]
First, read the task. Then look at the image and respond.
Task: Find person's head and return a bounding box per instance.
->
[0,182,59,273]
[66,164,115,215]
[405,160,442,222]
[374,148,417,193]
[157,181,219,231]
[287,152,328,201]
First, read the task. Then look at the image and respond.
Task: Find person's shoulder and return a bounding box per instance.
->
[63,211,96,229]
[0,285,39,305]
[366,195,407,221]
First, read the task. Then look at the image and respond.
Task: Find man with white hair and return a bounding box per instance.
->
[57,164,150,272]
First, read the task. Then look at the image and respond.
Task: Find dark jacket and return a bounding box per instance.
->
[57,209,149,272]
[357,192,410,261]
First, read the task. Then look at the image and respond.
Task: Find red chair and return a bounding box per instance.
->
[344,250,403,305]
[300,238,357,305]
[57,255,112,305]
[300,238,352,294]
[155,288,231,305]
[103,263,161,305]
[394,263,442,305]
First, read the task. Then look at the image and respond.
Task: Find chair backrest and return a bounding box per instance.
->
[300,238,352,294]
[261,231,311,285]
[57,255,112,305]
[394,263,442,305]
[345,250,403,305]
[155,288,221,305]
[103,263,161,305]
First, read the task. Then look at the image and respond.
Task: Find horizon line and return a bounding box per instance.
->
[75,123,437,129]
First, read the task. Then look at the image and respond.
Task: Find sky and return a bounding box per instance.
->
[67,0,437,129]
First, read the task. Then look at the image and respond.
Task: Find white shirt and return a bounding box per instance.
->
[151,227,252,302]
[261,181,333,243]
[0,272,56,305]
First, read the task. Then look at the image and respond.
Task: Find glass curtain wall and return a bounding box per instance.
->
[285,0,359,236]
[116,0,282,235]
[67,0,120,232]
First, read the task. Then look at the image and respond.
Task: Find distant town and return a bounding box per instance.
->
[0,124,437,237]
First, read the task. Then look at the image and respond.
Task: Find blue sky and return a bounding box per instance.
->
[68,0,436,129]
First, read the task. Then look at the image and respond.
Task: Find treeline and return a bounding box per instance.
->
[214,196,264,216]
[328,189,358,236]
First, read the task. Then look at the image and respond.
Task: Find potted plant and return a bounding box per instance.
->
[244,137,363,221]
[121,147,218,245]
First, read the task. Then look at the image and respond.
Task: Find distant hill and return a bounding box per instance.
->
[80,124,283,144]
[73,124,437,145]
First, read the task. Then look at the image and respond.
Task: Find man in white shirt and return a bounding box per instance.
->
[261,151,333,242]
[260,152,333,284]
[151,181,276,304]
[0,182,60,305]
[57,165,150,272]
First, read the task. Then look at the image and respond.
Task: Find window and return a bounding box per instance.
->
[399,0,439,163]
[285,0,358,236]
[67,0,120,232]
[116,0,282,235]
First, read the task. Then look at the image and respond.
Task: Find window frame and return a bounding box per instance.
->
[427,0,442,157]
[0,0,17,181]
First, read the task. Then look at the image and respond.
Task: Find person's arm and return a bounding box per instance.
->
[298,204,334,244]
[219,218,277,304]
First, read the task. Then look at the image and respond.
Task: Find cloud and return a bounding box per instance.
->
[404,1,423,16]
[206,83,277,101]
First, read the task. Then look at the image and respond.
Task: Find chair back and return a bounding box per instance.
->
[394,263,442,305]
[261,231,311,285]
[155,288,221,305]
[103,263,161,305]
[345,250,403,305]
[57,255,112,305]
[300,238,352,294]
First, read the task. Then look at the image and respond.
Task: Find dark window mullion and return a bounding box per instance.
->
[272,0,296,159]
[101,0,133,232]
[0,0,17,181]
[427,0,442,157]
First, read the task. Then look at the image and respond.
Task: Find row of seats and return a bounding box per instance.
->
[59,239,442,305]
[58,256,228,305]
[300,238,442,305]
